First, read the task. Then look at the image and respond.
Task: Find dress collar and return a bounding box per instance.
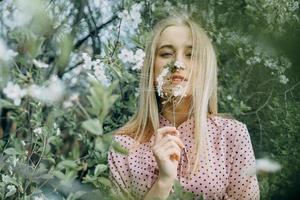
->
[159,113,194,129]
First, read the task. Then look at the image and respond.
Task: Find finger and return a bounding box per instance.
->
[152,140,181,158]
[163,129,180,137]
[162,141,182,152]
[159,134,184,149]
[153,144,181,160]
[155,126,176,143]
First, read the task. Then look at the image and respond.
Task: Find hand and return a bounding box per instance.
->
[151,126,184,183]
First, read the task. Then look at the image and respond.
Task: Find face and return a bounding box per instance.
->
[154,25,193,97]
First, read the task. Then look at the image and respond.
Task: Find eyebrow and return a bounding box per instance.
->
[158,44,193,50]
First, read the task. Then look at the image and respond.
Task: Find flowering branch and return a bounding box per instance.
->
[74,14,119,49]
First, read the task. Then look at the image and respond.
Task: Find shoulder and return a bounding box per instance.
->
[208,115,250,142]
[209,115,247,130]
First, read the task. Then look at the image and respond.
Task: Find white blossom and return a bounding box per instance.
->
[56,128,61,136]
[118,48,135,63]
[132,49,145,70]
[264,59,278,69]
[33,127,43,135]
[3,82,26,106]
[156,68,169,97]
[63,93,79,108]
[81,53,93,70]
[118,48,145,70]
[94,0,113,21]
[1,175,10,183]
[5,0,43,28]
[279,74,289,84]
[172,85,187,97]
[5,185,16,197]
[53,122,61,136]
[28,76,65,104]
[226,95,233,100]
[118,3,143,36]
[0,39,18,62]
[63,100,73,108]
[246,56,261,65]
[21,140,26,146]
[33,59,49,69]
[53,122,58,129]
[93,61,110,86]
[174,60,186,70]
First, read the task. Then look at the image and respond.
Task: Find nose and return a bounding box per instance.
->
[174,52,186,70]
[175,52,185,63]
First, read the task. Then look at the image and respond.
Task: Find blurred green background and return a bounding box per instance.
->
[0,0,299,199]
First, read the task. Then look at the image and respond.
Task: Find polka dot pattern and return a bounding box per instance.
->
[108,115,260,199]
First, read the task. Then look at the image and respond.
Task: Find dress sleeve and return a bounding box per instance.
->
[225,123,260,200]
[107,135,133,197]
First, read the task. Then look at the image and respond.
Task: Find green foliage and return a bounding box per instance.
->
[0,0,299,199]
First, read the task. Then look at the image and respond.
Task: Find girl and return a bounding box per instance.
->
[108,14,259,200]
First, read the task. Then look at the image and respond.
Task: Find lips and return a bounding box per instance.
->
[171,74,187,84]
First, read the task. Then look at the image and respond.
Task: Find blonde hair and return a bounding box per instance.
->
[117,14,218,174]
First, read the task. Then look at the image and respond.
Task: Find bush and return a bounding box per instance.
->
[0,0,299,199]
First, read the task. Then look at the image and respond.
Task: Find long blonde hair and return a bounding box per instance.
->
[118,14,218,173]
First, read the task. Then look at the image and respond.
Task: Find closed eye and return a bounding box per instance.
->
[160,53,173,57]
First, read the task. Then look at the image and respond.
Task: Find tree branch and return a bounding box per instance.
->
[74,14,118,49]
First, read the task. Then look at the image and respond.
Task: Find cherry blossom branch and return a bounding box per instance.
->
[74,14,118,49]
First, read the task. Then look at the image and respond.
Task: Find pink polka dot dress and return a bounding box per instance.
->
[108,115,260,199]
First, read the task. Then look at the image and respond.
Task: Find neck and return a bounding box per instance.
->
[160,97,192,127]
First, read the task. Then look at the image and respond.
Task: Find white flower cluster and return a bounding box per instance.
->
[3,82,27,106]
[33,127,43,135]
[5,184,16,198]
[2,0,44,29]
[80,53,111,86]
[3,76,65,106]
[118,48,145,70]
[63,93,79,109]
[0,39,18,62]
[48,0,74,35]
[174,60,186,70]
[62,53,111,87]
[53,122,61,136]
[28,75,65,104]
[172,85,187,97]
[263,58,290,84]
[156,68,169,97]
[118,3,143,36]
[246,56,262,65]
[156,60,188,99]
[279,74,289,84]
[92,0,114,22]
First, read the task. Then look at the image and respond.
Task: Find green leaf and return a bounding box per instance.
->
[112,141,129,155]
[94,164,108,176]
[82,119,103,135]
[4,148,20,155]
[95,137,106,152]
[0,99,15,109]
[1,175,18,186]
[98,177,111,187]
[57,160,77,169]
